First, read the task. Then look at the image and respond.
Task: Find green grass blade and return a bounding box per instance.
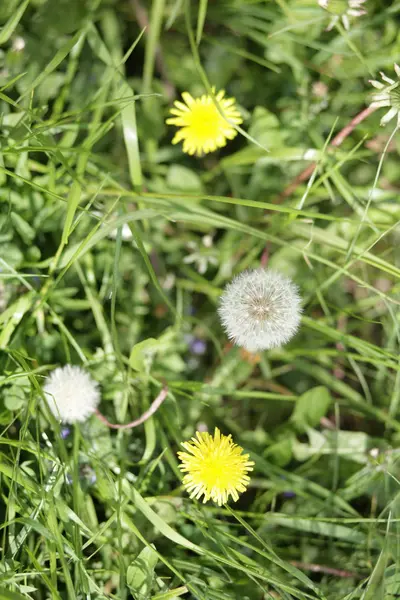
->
[0,0,30,45]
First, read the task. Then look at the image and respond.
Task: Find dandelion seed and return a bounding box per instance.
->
[43,365,100,423]
[166,89,243,156]
[178,428,254,506]
[318,0,367,31]
[369,64,400,127]
[218,268,302,352]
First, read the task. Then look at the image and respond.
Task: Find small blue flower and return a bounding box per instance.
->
[191,339,207,355]
[282,490,296,499]
[60,427,71,439]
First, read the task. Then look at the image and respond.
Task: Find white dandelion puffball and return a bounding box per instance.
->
[218,268,302,352]
[43,365,100,423]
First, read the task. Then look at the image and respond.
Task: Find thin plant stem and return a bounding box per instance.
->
[290,560,360,579]
[345,122,399,262]
[95,386,168,430]
[278,105,377,201]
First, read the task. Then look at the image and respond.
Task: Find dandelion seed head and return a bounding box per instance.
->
[370,64,400,127]
[43,365,100,423]
[166,89,243,156]
[178,428,254,506]
[218,268,302,352]
[318,0,367,30]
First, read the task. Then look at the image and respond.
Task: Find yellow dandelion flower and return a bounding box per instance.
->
[166,89,243,156]
[177,427,254,506]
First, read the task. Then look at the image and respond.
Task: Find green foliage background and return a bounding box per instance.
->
[0,0,400,598]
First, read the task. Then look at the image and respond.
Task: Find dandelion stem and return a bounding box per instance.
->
[260,242,270,267]
[277,105,377,201]
[95,385,168,430]
[289,561,360,579]
[330,106,376,147]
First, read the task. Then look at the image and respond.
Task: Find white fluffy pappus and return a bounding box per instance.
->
[43,365,100,423]
[218,268,302,352]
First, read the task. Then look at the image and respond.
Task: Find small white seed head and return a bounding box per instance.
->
[218,268,302,352]
[43,365,100,423]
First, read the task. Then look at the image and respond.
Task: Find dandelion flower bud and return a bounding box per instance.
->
[218,268,301,352]
[43,365,100,423]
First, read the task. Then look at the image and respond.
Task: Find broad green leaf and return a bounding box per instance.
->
[10,212,35,242]
[129,338,159,372]
[3,375,29,410]
[293,429,369,464]
[166,165,204,193]
[291,386,331,432]
[385,566,400,598]
[127,545,158,599]
[248,106,285,149]
[0,244,23,268]
[264,436,293,467]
